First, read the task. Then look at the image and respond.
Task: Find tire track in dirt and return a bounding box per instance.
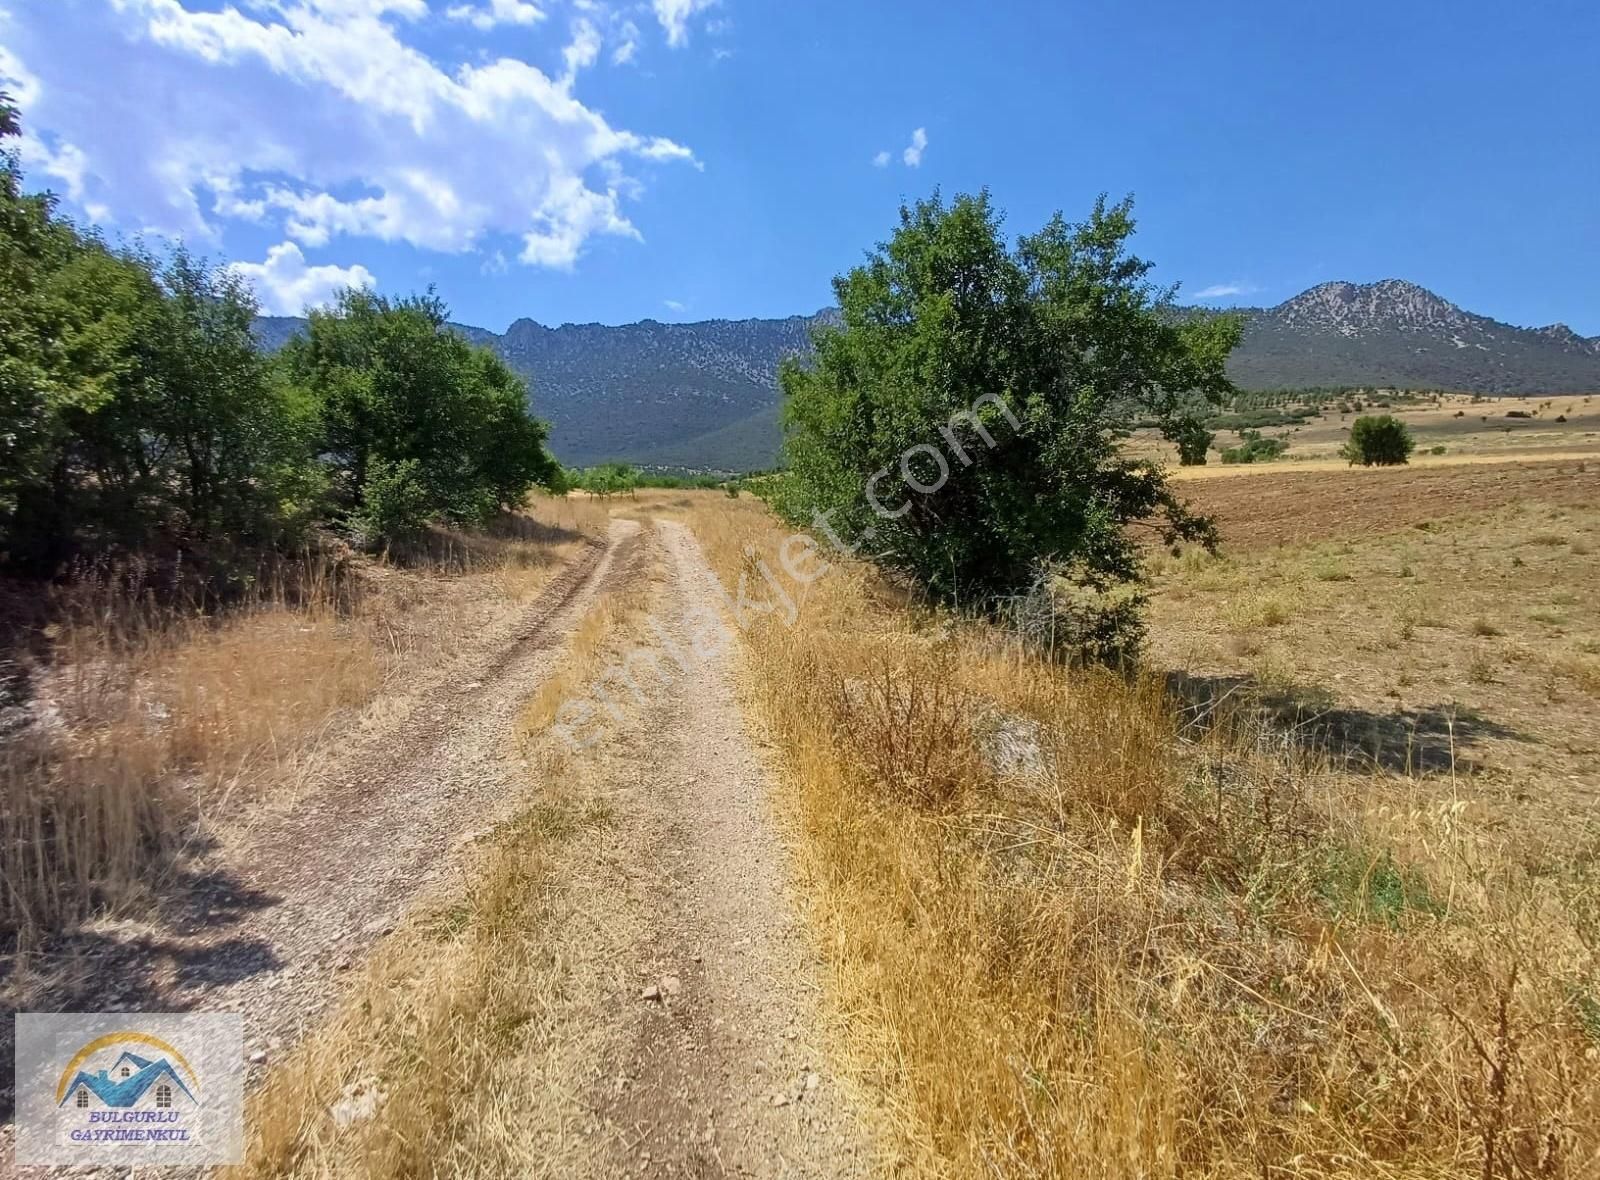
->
[0,519,641,1161]
[582,519,872,1178]
[205,519,644,1058]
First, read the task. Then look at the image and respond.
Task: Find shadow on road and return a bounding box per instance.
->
[0,844,282,1123]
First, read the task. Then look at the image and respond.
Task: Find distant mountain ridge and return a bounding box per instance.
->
[1228,279,1600,392]
[255,281,1600,470]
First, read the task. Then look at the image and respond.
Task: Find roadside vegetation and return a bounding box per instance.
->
[680,488,1600,1178]
[2,100,557,578]
[0,95,578,949]
[559,462,747,497]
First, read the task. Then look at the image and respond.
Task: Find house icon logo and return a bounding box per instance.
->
[13,1013,244,1166]
[56,1032,203,1114]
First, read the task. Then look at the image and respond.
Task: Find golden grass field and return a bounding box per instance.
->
[8,431,1599,1179]
[1134,391,1600,470]
[0,495,609,947]
[656,442,1600,1178]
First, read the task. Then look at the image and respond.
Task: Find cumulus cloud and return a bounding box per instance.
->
[229,240,375,314]
[1192,282,1260,300]
[903,126,927,168]
[445,0,546,31]
[871,149,890,168]
[663,298,686,312]
[2,0,697,271]
[652,0,717,48]
[0,39,42,107]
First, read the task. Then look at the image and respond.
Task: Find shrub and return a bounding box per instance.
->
[1003,558,1146,668]
[1168,416,1215,465]
[568,463,639,498]
[1343,414,1415,466]
[1220,430,1289,464]
[357,457,434,545]
[775,191,1239,606]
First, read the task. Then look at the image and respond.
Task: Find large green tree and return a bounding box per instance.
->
[2,98,317,570]
[279,289,557,542]
[775,191,1241,602]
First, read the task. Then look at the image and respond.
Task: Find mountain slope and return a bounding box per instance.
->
[1228,280,1600,392]
[254,282,1600,470]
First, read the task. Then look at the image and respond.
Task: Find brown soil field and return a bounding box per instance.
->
[1172,457,1599,550]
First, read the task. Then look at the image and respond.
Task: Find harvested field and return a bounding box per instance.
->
[1173,457,1599,550]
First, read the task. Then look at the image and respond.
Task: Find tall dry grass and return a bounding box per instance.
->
[1,495,606,950]
[241,526,654,1180]
[680,491,1600,1179]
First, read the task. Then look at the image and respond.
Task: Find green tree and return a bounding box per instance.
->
[775,191,1240,603]
[1168,416,1215,465]
[572,462,639,499]
[279,289,557,542]
[3,99,317,570]
[1343,415,1415,466]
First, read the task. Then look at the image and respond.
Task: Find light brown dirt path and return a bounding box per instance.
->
[0,518,641,1170]
[576,518,874,1179]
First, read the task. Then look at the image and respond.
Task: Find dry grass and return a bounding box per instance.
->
[0,495,607,949]
[241,525,652,1180]
[675,490,1600,1179]
[242,793,619,1180]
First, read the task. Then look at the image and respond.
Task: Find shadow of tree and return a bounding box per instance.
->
[0,848,282,1124]
[1164,670,1533,776]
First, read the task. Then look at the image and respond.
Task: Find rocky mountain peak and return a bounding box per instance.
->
[1271,279,1474,337]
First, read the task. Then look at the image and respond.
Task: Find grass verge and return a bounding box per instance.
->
[1,494,607,949]
[678,490,1600,1179]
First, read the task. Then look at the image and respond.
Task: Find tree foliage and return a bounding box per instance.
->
[0,99,557,572]
[775,191,1241,603]
[564,462,640,498]
[1220,429,1290,465]
[1343,414,1415,466]
[3,98,317,570]
[277,290,557,542]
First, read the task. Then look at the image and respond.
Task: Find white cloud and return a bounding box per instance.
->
[445,0,545,31]
[481,248,509,275]
[903,126,927,168]
[663,298,685,312]
[871,149,890,168]
[0,40,42,108]
[1192,282,1260,300]
[561,18,601,83]
[6,0,697,271]
[611,20,639,64]
[229,240,375,314]
[652,0,716,48]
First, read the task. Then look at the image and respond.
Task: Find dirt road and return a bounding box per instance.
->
[572,519,872,1177]
[4,515,874,1177]
[0,520,638,1140]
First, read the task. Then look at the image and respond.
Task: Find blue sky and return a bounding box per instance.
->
[3,0,1596,333]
